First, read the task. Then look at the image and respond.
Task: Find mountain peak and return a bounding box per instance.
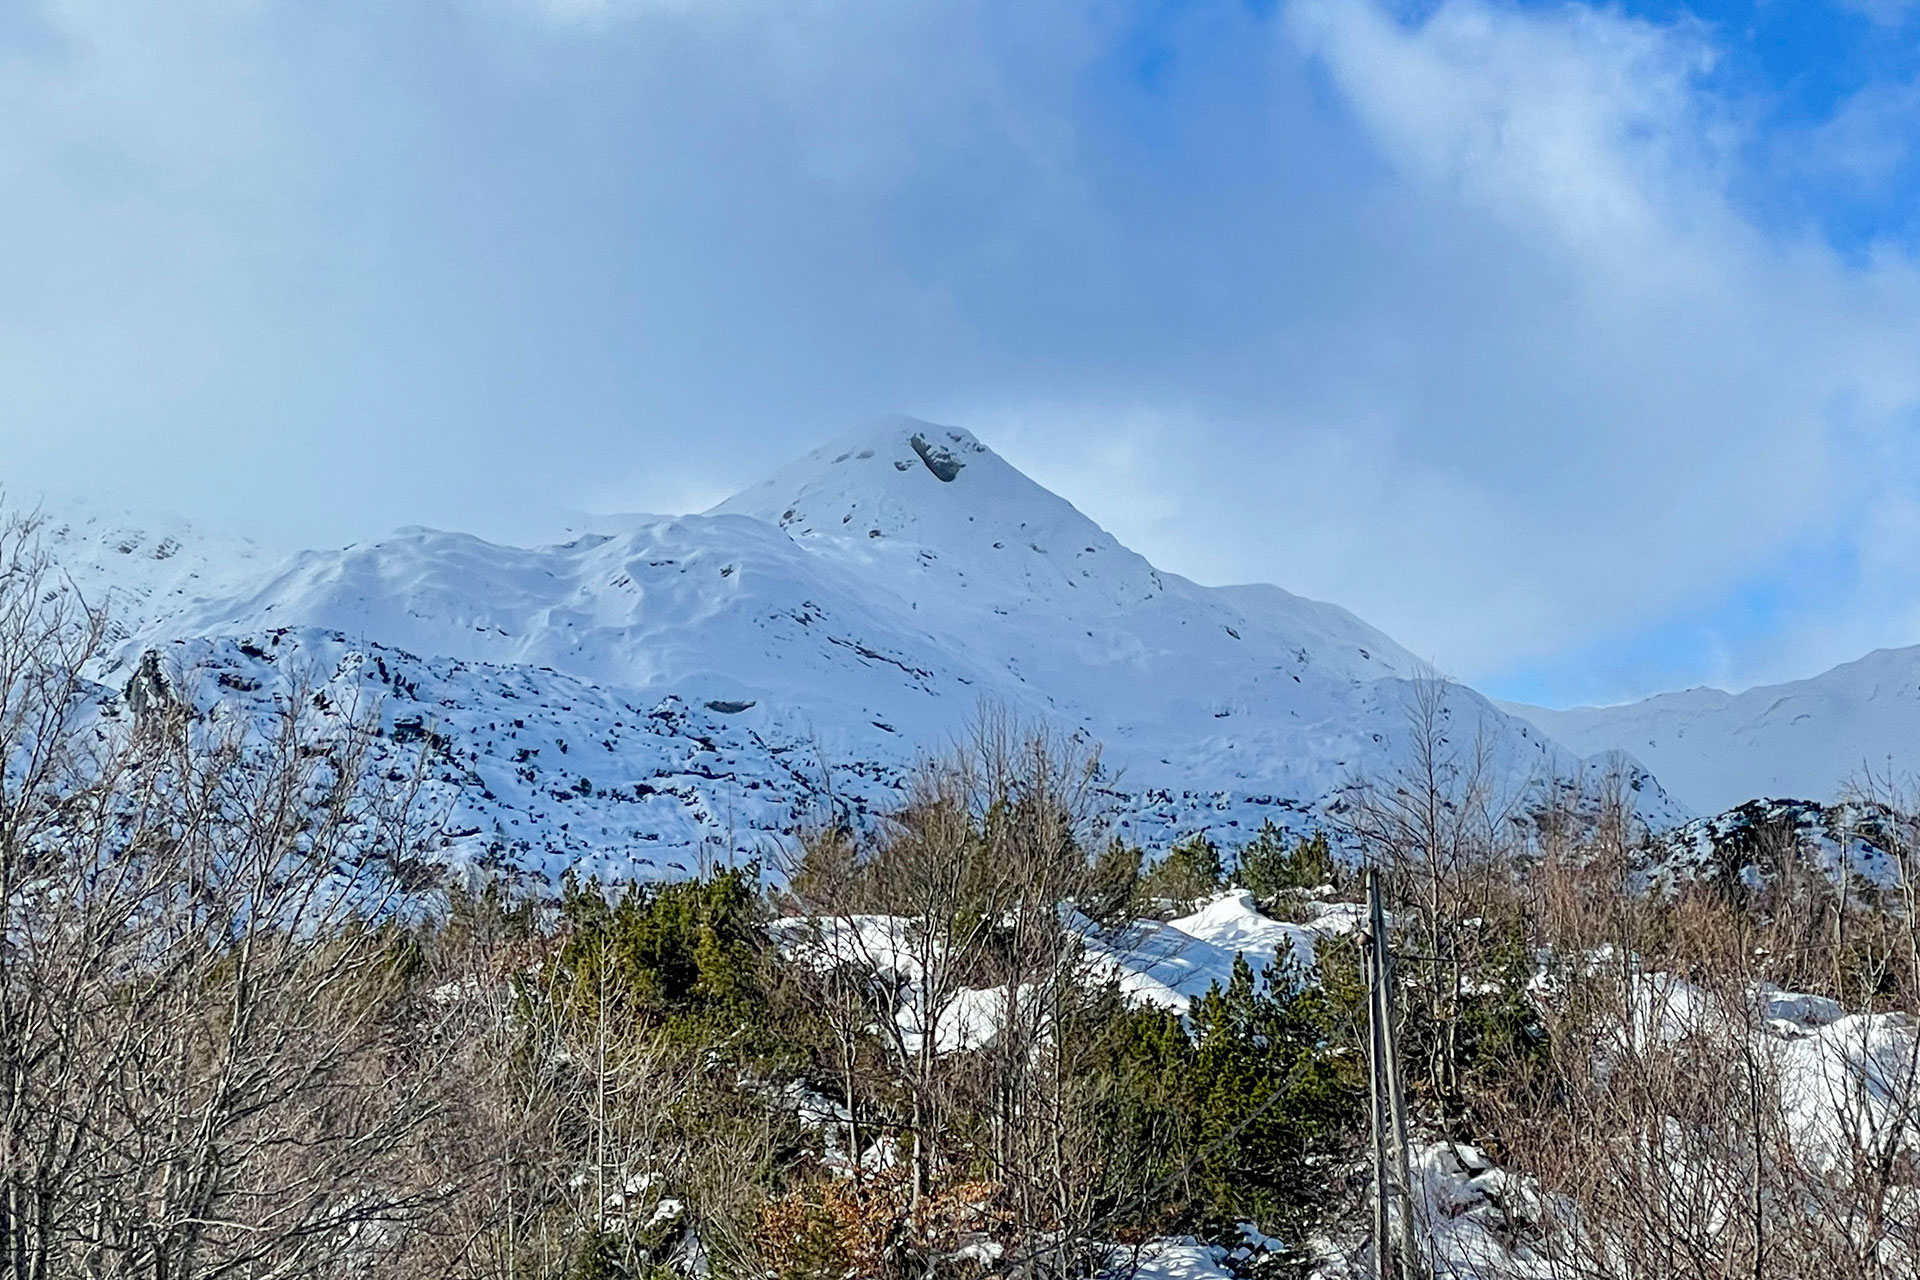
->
[865,414,987,480]
[710,416,1111,561]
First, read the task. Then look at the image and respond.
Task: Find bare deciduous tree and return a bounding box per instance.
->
[0,513,453,1280]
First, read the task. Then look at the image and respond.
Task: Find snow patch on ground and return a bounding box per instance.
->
[1085,891,1365,1014]
[776,890,1365,1061]
[1385,976,1920,1279]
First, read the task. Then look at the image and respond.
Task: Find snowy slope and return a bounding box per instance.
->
[1506,645,1920,813]
[51,417,1679,884]
[29,498,272,642]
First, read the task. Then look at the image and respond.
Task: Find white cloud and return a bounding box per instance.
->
[1003,0,1920,695]
[1289,1,1724,261]
[476,0,705,29]
[1835,0,1920,27]
[1782,75,1920,190]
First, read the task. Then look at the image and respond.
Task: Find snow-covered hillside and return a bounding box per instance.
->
[49,417,1678,884]
[31,498,271,641]
[1507,645,1920,814]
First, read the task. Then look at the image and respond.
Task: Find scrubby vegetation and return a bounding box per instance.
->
[5,513,1920,1280]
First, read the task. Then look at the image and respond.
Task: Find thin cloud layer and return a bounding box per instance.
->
[1,0,1917,704]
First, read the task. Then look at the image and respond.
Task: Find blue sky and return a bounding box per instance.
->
[3,0,1920,708]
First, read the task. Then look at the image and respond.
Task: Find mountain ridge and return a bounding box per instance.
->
[1505,643,1920,813]
[41,416,1684,884]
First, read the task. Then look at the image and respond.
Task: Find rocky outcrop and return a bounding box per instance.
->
[908,432,965,482]
[124,649,178,727]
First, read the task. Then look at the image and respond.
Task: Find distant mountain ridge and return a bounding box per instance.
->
[40,417,1681,886]
[1506,644,1920,814]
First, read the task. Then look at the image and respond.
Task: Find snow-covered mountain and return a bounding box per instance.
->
[1506,645,1920,814]
[46,417,1678,885]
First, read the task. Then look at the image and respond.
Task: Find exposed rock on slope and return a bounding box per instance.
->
[1645,798,1907,898]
